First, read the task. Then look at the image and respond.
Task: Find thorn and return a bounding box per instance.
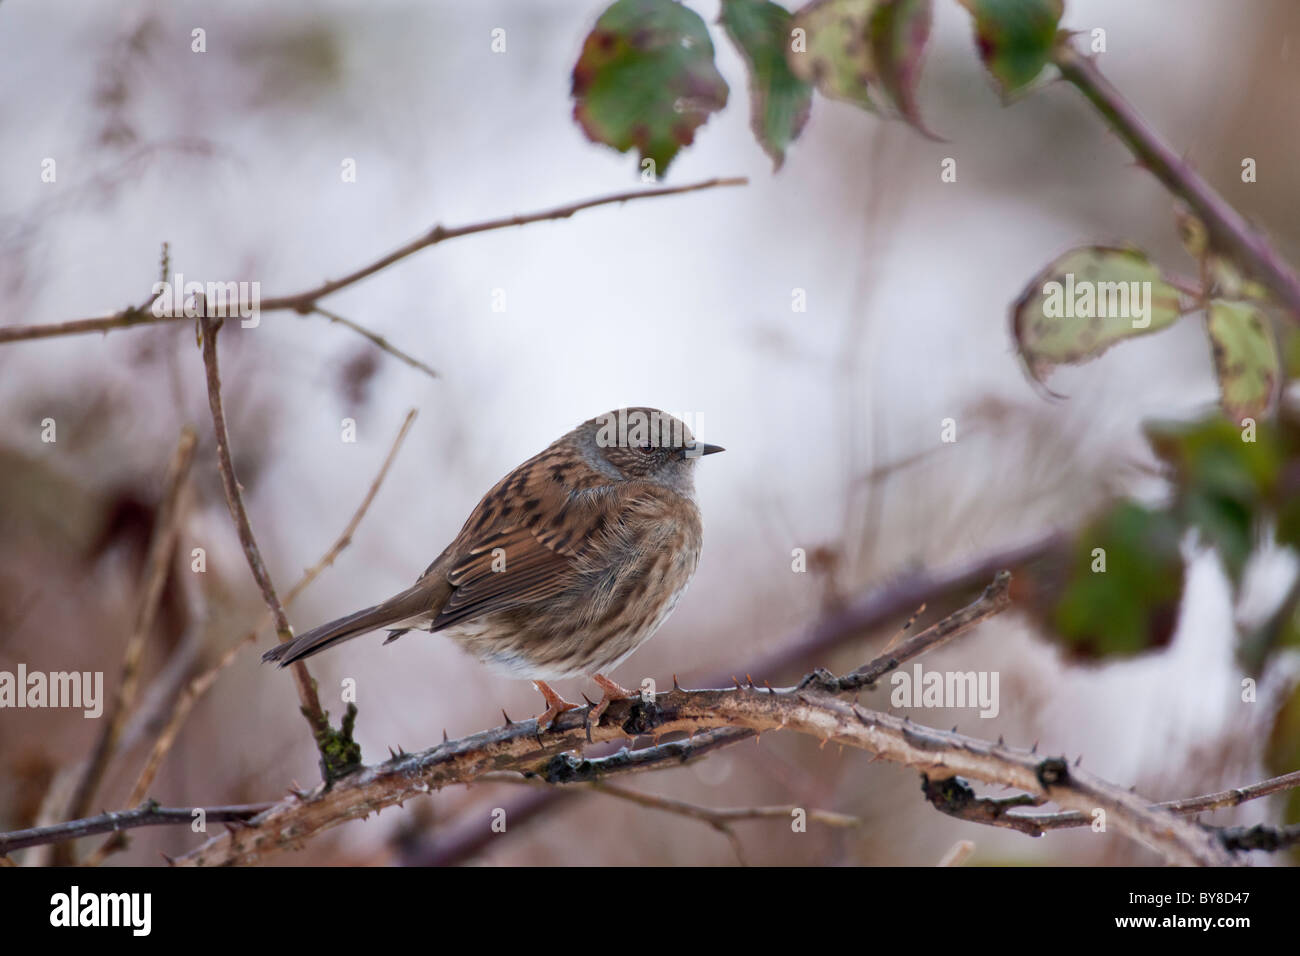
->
[819,738,829,750]
[581,693,596,707]
[732,675,742,689]
[160,852,176,865]
[997,735,1005,746]
[764,680,775,694]
[1075,754,1083,766]
[745,673,755,688]
[673,674,682,691]
[1031,740,1039,753]
[388,746,397,759]
[952,726,958,733]
[502,709,513,726]
[442,728,448,742]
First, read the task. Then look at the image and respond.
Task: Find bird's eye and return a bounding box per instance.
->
[637,441,656,455]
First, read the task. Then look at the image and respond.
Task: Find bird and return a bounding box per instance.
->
[262,407,723,730]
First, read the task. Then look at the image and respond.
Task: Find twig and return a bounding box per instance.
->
[78,408,419,866]
[799,570,1013,693]
[156,406,418,793]
[61,427,196,839]
[937,840,975,867]
[309,306,438,380]
[0,803,273,855]
[0,177,748,345]
[1053,39,1300,319]
[198,312,354,784]
[925,769,1300,839]
[486,773,859,865]
[1217,823,1300,853]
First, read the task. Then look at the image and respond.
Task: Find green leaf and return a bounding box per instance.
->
[788,0,883,111]
[1206,300,1281,424]
[571,0,729,175]
[959,0,1063,99]
[868,0,936,135]
[721,0,815,169]
[1049,502,1185,660]
[1145,415,1282,585]
[1011,246,1188,384]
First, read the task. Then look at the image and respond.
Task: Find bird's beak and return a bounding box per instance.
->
[682,441,725,459]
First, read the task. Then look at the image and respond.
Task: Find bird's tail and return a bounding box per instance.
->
[261,581,436,667]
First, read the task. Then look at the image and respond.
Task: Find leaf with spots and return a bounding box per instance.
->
[571,0,729,175]
[868,0,937,136]
[1206,299,1280,424]
[958,0,1063,100]
[787,0,883,111]
[1011,246,1188,385]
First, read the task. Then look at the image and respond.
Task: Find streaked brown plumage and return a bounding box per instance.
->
[262,407,722,727]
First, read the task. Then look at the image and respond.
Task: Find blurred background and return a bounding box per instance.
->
[1,0,1298,865]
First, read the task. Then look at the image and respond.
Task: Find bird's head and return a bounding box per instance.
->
[571,406,723,491]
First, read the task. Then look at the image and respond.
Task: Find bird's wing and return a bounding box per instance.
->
[428,468,618,632]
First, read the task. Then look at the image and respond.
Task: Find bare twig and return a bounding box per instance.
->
[485,773,858,865]
[198,313,354,784]
[309,306,438,380]
[61,427,196,837]
[0,177,748,345]
[79,408,420,867]
[0,803,273,855]
[1053,39,1300,318]
[937,840,975,867]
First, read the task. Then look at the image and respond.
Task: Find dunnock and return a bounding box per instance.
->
[263,407,722,728]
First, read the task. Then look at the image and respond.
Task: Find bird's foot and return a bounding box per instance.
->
[533,680,580,732]
[588,674,639,729]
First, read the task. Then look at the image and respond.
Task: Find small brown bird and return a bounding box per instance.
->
[263,407,722,728]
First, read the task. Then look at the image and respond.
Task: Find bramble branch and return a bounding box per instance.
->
[163,574,1224,867]
[0,803,273,856]
[1053,38,1300,319]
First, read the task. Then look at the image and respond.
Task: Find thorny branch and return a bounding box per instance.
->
[158,573,1228,867]
[0,803,273,856]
